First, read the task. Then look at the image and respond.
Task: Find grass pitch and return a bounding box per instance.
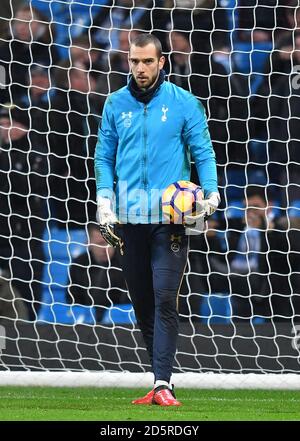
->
[0,387,299,421]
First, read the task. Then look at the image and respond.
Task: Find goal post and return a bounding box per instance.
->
[0,0,300,389]
[1,371,300,390]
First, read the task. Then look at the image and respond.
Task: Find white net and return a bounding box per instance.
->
[0,0,300,386]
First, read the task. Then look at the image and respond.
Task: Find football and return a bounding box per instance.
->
[161,180,203,224]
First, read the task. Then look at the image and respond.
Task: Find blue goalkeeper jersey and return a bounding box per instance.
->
[94,80,218,223]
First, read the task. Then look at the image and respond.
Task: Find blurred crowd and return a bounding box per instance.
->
[0,0,299,323]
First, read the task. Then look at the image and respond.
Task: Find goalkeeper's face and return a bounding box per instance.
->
[129,43,165,89]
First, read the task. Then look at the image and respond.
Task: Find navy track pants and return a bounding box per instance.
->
[115,224,189,383]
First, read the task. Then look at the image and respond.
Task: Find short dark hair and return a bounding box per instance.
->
[130,33,162,58]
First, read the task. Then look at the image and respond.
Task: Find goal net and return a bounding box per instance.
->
[0,0,300,389]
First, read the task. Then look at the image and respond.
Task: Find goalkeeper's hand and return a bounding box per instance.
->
[97,196,123,252]
[185,192,220,234]
[201,192,221,218]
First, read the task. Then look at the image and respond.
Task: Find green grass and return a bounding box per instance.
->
[0,387,299,421]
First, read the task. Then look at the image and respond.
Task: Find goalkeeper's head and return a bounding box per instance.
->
[129,34,165,90]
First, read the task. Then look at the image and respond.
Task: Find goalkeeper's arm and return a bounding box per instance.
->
[94,96,121,249]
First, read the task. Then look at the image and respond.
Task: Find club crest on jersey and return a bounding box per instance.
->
[161,105,168,122]
[122,111,133,127]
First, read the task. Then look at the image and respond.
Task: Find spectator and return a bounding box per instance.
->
[229,189,271,320]
[0,104,48,320]
[107,29,140,92]
[285,215,300,320]
[178,215,227,321]
[0,0,23,38]
[90,0,153,51]
[0,268,28,321]
[206,41,250,168]
[184,186,299,322]
[263,41,300,205]
[267,213,300,321]
[70,35,104,73]
[166,31,249,169]
[166,30,206,98]
[0,4,58,103]
[31,0,108,59]
[228,187,293,321]
[237,0,287,44]
[66,224,128,322]
[48,60,100,229]
[251,6,300,141]
[274,1,300,45]
[18,65,52,110]
[164,0,229,53]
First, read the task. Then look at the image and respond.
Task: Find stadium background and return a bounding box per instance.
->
[0,0,300,415]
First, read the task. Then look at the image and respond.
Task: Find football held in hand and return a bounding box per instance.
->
[162,180,203,224]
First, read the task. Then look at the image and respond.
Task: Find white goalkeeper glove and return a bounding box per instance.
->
[97,196,123,252]
[97,196,118,225]
[201,192,221,218]
[185,192,220,234]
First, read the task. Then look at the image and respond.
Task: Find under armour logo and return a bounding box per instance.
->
[122,111,132,119]
[161,105,168,122]
[122,111,133,127]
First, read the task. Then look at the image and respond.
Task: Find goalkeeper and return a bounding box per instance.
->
[94,34,219,406]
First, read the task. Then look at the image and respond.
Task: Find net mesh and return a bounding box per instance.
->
[0,0,300,379]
